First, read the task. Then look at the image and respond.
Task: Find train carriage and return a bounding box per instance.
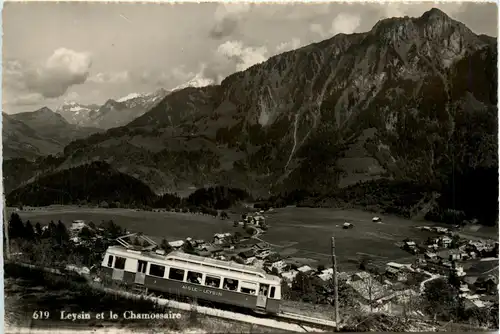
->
[100,245,282,314]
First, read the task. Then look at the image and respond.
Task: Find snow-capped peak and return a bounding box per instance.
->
[172,74,215,91]
[117,92,145,102]
[62,101,79,106]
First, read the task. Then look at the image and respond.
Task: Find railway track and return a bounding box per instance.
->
[7,261,337,332]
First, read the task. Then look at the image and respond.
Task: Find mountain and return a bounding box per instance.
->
[7,9,498,224]
[2,113,62,159]
[56,88,170,129]
[3,108,101,160]
[56,102,101,126]
[172,74,215,92]
[6,161,158,207]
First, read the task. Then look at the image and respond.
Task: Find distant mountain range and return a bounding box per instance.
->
[4,9,498,225]
[3,108,100,159]
[56,88,169,129]
[3,88,169,159]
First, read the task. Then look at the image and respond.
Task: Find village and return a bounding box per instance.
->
[64,209,498,320]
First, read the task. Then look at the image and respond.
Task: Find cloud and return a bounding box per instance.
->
[210,3,252,39]
[6,93,46,106]
[4,48,92,102]
[88,71,129,84]
[3,48,91,110]
[309,23,327,38]
[64,91,80,102]
[309,13,362,39]
[330,13,361,35]
[27,48,91,98]
[171,40,269,88]
[216,40,268,72]
[276,38,301,53]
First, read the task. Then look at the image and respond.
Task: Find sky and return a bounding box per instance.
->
[2,1,498,114]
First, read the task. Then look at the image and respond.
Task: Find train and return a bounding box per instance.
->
[100,238,282,314]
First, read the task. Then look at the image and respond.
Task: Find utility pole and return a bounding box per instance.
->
[4,198,10,260]
[331,237,339,331]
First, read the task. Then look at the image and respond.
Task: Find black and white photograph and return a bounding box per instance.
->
[2,1,499,333]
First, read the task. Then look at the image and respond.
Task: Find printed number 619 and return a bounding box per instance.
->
[32,311,50,320]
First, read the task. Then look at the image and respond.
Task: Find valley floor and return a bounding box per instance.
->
[10,205,496,272]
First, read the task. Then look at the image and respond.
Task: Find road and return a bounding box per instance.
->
[419,271,442,293]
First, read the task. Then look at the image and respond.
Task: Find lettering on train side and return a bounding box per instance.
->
[182,285,223,297]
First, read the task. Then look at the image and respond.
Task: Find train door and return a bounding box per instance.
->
[112,256,126,281]
[257,283,269,309]
[135,260,147,285]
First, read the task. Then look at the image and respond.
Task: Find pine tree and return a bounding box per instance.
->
[55,221,69,245]
[35,222,43,237]
[161,239,173,253]
[9,213,25,239]
[182,241,196,255]
[24,220,35,241]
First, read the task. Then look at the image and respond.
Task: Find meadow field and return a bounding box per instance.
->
[259,208,438,271]
[10,205,446,271]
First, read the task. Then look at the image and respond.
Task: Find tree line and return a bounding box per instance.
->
[6,212,125,268]
[6,161,251,212]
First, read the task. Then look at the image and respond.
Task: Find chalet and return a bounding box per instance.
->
[352,271,371,282]
[440,236,452,248]
[265,252,281,263]
[282,270,299,286]
[253,242,270,251]
[270,260,287,274]
[427,244,439,251]
[168,240,185,248]
[193,239,205,246]
[454,265,466,277]
[435,227,449,234]
[475,275,498,294]
[459,283,471,295]
[437,249,465,262]
[256,250,271,259]
[347,272,389,303]
[338,272,350,281]
[213,233,232,244]
[405,241,417,249]
[297,265,313,274]
[318,272,333,281]
[70,220,89,235]
[466,240,489,255]
[238,250,256,265]
[386,262,408,271]
[317,268,335,282]
[424,251,438,260]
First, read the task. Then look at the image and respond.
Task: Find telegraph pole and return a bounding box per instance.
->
[331,237,339,331]
[4,198,10,260]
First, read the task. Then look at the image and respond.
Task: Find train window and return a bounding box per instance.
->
[240,281,257,295]
[114,257,126,270]
[168,268,185,281]
[187,271,203,284]
[269,286,276,298]
[223,278,238,291]
[205,276,221,288]
[107,255,114,267]
[149,264,166,278]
